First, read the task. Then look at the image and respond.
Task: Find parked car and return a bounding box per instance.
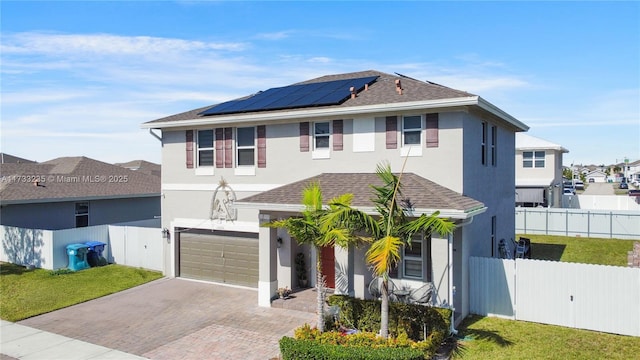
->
[563,188,575,195]
[588,178,595,183]
[574,181,585,190]
[619,182,629,189]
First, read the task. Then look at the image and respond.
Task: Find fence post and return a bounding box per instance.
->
[587,211,590,238]
[610,211,613,239]
[566,210,569,236]
[545,209,549,235]
[524,208,527,234]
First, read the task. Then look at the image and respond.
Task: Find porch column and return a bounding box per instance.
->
[334,245,354,296]
[258,213,277,307]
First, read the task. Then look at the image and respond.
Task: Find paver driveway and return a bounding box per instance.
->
[18,278,316,360]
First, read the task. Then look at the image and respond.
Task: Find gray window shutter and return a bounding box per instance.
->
[185,130,194,168]
[257,125,266,168]
[386,116,397,149]
[215,128,224,168]
[426,113,439,148]
[224,127,233,168]
[300,122,310,152]
[333,120,343,151]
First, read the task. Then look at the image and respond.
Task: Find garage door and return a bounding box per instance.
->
[178,230,259,288]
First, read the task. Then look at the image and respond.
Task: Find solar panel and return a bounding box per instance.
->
[199,75,378,116]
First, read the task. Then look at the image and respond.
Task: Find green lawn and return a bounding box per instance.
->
[0,262,163,322]
[518,234,635,266]
[452,315,640,360]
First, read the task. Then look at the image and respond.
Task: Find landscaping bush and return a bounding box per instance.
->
[279,336,424,360]
[327,295,451,342]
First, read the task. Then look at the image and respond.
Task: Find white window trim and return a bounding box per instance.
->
[401,115,423,157]
[196,129,215,175]
[523,151,545,168]
[236,126,256,169]
[312,121,331,159]
[75,202,89,228]
[402,235,423,280]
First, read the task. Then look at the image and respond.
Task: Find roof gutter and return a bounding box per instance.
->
[234,202,487,220]
[142,96,528,132]
[0,193,161,206]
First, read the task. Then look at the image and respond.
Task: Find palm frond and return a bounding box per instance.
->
[365,235,402,277]
[401,211,456,238]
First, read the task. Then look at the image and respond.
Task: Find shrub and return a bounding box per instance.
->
[279,336,425,360]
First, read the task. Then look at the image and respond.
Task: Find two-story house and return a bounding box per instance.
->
[142,70,528,325]
[515,133,568,207]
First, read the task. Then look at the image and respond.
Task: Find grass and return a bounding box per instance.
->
[0,262,163,322]
[452,315,640,360]
[518,234,635,266]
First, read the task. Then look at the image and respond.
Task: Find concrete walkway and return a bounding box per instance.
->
[3,278,316,360]
[1,320,147,360]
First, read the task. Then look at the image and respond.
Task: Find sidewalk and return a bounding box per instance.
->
[1,320,147,360]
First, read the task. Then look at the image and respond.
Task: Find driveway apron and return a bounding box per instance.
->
[18,278,316,360]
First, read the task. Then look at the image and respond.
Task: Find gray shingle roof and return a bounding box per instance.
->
[238,173,484,217]
[144,70,476,125]
[0,156,160,204]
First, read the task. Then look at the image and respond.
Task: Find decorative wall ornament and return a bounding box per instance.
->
[210,177,237,221]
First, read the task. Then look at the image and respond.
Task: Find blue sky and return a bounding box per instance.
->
[2,1,639,166]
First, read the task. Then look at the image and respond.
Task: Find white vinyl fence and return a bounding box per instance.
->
[0,223,163,272]
[470,257,640,336]
[516,208,640,240]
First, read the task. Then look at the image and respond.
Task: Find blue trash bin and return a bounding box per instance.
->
[66,244,90,271]
[85,241,106,267]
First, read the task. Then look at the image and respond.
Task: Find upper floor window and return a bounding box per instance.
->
[314,122,330,150]
[75,202,89,228]
[197,130,214,167]
[523,151,545,168]
[491,125,497,166]
[236,127,255,166]
[401,115,423,157]
[481,122,487,165]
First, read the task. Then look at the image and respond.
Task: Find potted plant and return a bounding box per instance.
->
[276,287,291,299]
[295,252,308,288]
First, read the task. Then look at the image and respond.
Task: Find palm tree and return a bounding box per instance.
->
[263,182,366,332]
[364,162,456,338]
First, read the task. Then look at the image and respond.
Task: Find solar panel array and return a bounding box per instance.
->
[200,76,379,116]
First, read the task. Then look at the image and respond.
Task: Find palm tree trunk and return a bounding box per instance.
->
[380,277,389,338]
[315,245,325,332]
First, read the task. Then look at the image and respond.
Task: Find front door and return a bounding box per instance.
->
[320,246,335,289]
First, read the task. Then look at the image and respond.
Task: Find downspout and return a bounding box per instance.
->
[449,216,475,335]
[149,129,162,141]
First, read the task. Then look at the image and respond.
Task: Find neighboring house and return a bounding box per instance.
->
[0,153,36,164]
[115,160,162,178]
[142,70,528,326]
[515,133,568,207]
[585,170,607,183]
[0,156,161,230]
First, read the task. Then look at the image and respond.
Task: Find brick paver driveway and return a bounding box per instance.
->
[18,278,316,360]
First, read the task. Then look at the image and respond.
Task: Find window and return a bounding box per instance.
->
[523,151,545,168]
[402,116,422,146]
[481,122,487,165]
[403,235,423,279]
[402,115,422,156]
[197,130,214,167]
[314,122,330,149]
[236,127,255,166]
[491,126,497,166]
[75,202,89,228]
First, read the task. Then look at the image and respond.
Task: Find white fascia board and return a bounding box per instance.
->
[476,97,529,131]
[234,203,487,220]
[141,97,483,129]
[0,193,160,206]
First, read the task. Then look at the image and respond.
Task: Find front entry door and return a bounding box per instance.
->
[320,246,335,289]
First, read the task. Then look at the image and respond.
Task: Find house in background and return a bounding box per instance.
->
[115,160,162,178]
[585,169,607,183]
[0,153,36,164]
[0,156,161,230]
[515,133,568,207]
[142,70,528,326]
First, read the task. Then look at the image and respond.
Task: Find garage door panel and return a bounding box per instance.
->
[179,231,258,288]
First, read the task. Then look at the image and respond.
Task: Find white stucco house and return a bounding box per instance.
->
[142,70,528,325]
[515,133,568,207]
